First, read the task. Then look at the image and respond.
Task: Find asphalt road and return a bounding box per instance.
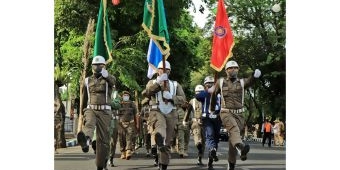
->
[54,138,285,170]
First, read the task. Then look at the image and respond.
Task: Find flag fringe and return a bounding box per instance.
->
[210,42,235,72]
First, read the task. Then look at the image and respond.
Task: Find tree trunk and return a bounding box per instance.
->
[77,18,95,133]
[54,81,67,148]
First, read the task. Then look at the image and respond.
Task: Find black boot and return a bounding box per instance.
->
[77,131,90,153]
[155,133,166,152]
[207,157,214,170]
[209,148,218,162]
[197,143,203,155]
[235,143,250,161]
[109,156,114,167]
[159,164,168,170]
[97,167,103,170]
[103,159,108,170]
[228,161,235,170]
[92,140,96,154]
[154,156,159,167]
[197,156,203,165]
[151,146,158,166]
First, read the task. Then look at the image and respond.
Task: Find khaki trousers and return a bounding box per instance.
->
[148,109,178,165]
[274,132,284,145]
[191,121,205,157]
[177,124,190,154]
[109,119,118,157]
[220,111,245,163]
[118,121,135,152]
[83,109,111,168]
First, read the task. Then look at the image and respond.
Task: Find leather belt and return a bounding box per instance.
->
[221,108,245,114]
[150,105,177,109]
[120,120,134,123]
[192,118,199,121]
[112,115,119,120]
[87,104,111,110]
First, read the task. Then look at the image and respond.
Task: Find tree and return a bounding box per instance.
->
[190,0,286,123]
[54,0,286,126]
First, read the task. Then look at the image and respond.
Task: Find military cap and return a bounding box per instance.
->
[122,91,130,95]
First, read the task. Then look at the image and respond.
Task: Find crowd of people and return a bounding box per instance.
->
[54,56,273,170]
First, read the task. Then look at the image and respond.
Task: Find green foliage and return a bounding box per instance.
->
[54,65,69,87]
[54,0,286,123]
[60,91,69,101]
[227,0,286,122]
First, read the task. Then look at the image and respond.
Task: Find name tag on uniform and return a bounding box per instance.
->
[209,114,217,119]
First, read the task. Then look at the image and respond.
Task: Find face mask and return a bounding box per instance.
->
[229,70,238,78]
[123,96,129,101]
[94,73,101,78]
[92,65,102,73]
[205,83,213,88]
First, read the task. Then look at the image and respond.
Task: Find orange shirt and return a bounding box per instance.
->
[265,122,271,133]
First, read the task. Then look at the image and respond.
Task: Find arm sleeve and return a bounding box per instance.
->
[243,74,255,89]
[145,80,162,97]
[173,83,186,105]
[81,81,88,114]
[104,74,116,87]
[183,102,193,122]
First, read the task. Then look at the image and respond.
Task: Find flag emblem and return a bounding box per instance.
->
[214,26,226,38]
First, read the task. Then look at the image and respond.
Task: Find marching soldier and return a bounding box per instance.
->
[176,103,190,158]
[196,76,222,170]
[140,90,152,157]
[118,91,137,160]
[210,60,261,170]
[183,84,206,165]
[77,55,116,170]
[108,90,121,167]
[144,60,186,170]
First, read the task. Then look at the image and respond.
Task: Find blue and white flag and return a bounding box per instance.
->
[147,39,163,79]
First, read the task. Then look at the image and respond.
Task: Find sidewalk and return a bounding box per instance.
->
[245,137,286,146]
[66,138,78,147]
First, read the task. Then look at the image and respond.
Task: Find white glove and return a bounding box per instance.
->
[156,73,168,84]
[254,69,261,78]
[182,121,189,127]
[207,85,215,93]
[163,91,172,99]
[101,68,108,78]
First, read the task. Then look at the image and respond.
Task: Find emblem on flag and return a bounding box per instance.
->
[214,26,227,38]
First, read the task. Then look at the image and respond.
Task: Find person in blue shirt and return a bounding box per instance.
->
[195,76,222,170]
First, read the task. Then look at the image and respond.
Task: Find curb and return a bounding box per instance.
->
[66,138,78,147]
[245,137,285,146]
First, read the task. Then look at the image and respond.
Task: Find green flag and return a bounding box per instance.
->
[94,0,113,64]
[142,0,170,58]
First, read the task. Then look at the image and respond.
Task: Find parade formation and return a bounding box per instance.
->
[54,0,286,170]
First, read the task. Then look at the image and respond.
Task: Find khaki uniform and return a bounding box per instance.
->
[109,110,119,158]
[82,74,116,168]
[275,121,285,146]
[145,79,186,166]
[213,76,255,164]
[118,100,137,159]
[141,105,151,152]
[176,107,190,157]
[188,98,205,157]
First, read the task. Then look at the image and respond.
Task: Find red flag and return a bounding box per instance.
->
[210,0,235,72]
[112,0,120,6]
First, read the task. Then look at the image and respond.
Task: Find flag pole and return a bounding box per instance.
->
[162,54,168,103]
